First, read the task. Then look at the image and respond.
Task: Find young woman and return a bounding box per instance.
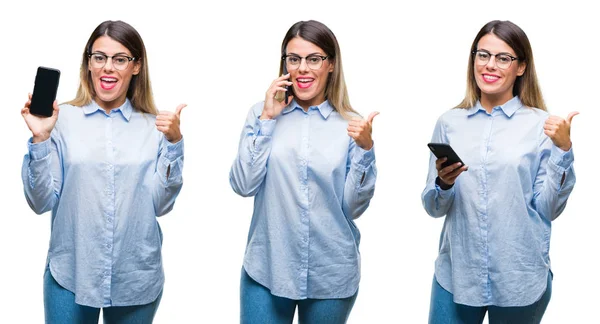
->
[230,20,378,323]
[21,20,185,323]
[422,20,577,323]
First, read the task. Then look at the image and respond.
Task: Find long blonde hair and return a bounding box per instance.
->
[279,20,358,120]
[457,20,546,111]
[66,20,157,114]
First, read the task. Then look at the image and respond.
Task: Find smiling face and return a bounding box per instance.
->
[88,35,140,111]
[474,33,526,109]
[285,37,334,110]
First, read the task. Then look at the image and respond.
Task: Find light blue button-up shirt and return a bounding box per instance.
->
[230,100,377,299]
[21,99,184,308]
[422,96,576,307]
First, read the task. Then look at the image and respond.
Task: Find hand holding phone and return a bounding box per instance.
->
[22,92,60,143]
[261,71,292,120]
[30,67,60,117]
[22,66,61,143]
[428,143,468,187]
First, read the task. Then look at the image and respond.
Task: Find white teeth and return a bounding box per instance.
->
[297,79,313,83]
[483,75,499,81]
[101,78,117,82]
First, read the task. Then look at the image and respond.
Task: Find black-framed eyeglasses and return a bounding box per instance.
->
[472,50,519,69]
[282,54,329,70]
[88,52,136,71]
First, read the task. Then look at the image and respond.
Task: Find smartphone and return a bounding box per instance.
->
[427,143,466,170]
[30,66,61,117]
[282,63,291,104]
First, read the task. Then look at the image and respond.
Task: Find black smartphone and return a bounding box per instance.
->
[427,143,466,170]
[283,64,291,104]
[30,66,61,117]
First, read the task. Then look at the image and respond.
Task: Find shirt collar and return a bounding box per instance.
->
[281,99,334,119]
[82,98,133,121]
[467,96,523,118]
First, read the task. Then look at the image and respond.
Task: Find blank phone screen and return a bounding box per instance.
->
[30,67,60,117]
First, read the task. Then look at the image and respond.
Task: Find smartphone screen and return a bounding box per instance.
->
[30,66,61,117]
[427,143,465,170]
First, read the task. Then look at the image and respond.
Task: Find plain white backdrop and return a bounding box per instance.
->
[1,0,597,323]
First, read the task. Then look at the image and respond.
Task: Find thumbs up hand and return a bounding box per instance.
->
[156,104,187,143]
[544,111,578,151]
[347,111,379,150]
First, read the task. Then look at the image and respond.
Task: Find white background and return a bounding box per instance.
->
[1,0,597,323]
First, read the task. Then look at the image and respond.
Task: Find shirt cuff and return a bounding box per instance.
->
[352,143,376,170]
[549,145,574,170]
[435,183,455,198]
[28,137,51,160]
[435,177,456,195]
[165,137,184,162]
[435,176,454,190]
[254,117,276,136]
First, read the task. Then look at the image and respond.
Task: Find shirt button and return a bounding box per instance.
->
[303,238,307,243]
[107,244,112,249]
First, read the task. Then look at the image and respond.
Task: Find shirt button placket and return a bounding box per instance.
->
[479,113,494,300]
[104,113,116,305]
[300,112,310,291]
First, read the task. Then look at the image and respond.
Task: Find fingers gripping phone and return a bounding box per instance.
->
[427,143,466,170]
[30,66,61,117]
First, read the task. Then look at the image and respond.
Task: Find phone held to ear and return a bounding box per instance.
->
[427,143,466,170]
[283,64,291,105]
[30,66,61,118]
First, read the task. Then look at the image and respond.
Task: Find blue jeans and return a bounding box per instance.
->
[240,268,358,324]
[429,273,552,324]
[44,267,162,324]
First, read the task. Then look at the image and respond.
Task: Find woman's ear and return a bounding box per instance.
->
[133,60,141,76]
[517,61,526,76]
